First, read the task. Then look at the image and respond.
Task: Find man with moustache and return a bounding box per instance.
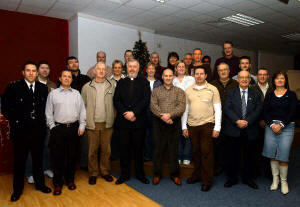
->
[2,61,51,202]
[182,66,221,191]
[82,62,116,185]
[233,56,257,85]
[113,59,151,185]
[223,70,262,189]
[46,69,86,195]
[151,69,186,186]
[211,63,238,176]
[86,51,113,79]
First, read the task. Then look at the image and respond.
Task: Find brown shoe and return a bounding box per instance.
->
[152,177,160,185]
[89,176,97,185]
[186,177,201,184]
[67,182,76,190]
[172,177,182,186]
[53,187,62,196]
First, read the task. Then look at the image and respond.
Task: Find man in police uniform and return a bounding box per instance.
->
[1,61,52,202]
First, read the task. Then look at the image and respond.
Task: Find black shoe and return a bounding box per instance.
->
[80,166,88,172]
[10,192,21,202]
[201,184,212,192]
[36,186,52,193]
[186,177,201,184]
[224,180,238,188]
[242,179,258,189]
[89,176,97,185]
[53,186,62,196]
[137,176,150,184]
[115,176,129,185]
[102,175,113,182]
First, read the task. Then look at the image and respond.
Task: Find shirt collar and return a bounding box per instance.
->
[59,85,73,92]
[163,84,174,90]
[239,87,248,94]
[110,74,125,80]
[24,79,35,89]
[193,81,208,90]
[258,82,269,89]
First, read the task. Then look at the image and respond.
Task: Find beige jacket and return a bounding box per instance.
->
[81,78,116,130]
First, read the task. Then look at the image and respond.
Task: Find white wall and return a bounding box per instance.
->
[70,14,258,75]
[69,17,78,57]
[258,50,294,76]
[77,14,155,73]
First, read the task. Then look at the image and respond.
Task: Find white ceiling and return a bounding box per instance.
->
[1,0,300,54]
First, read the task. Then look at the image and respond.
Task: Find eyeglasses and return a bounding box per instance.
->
[238,76,250,79]
[257,74,268,76]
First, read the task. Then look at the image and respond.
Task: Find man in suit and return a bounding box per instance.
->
[223,70,262,189]
[1,61,52,202]
[113,59,151,185]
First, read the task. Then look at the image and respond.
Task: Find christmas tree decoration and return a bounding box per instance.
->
[133,30,150,72]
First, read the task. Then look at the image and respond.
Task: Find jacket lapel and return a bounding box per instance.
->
[234,87,243,118]
[246,88,254,113]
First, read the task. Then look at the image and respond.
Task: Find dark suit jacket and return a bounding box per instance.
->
[223,87,262,140]
[250,83,272,103]
[1,79,48,138]
[113,77,151,129]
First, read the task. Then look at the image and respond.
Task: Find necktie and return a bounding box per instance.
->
[29,84,33,95]
[241,90,246,119]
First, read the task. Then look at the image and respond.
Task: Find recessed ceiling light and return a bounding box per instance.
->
[222,13,264,26]
[282,33,300,41]
[155,0,166,3]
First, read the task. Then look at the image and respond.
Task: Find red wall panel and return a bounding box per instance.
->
[0,9,69,94]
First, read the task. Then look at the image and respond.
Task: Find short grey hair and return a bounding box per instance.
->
[127,59,140,68]
[97,51,106,57]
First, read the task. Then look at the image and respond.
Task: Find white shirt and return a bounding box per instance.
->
[110,74,125,82]
[173,76,195,91]
[258,82,269,97]
[239,87,248,105]
[149,80,155,92]
[25,79,35,93]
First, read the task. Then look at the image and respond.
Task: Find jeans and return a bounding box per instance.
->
[178,135,192,161]
[145,110,154,160]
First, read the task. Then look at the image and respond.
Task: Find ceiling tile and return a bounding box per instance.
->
[192,14,218,23]
[18,5,47,15]
[81,0,121,15]
[0,0,20,11]
[125,0,159,10]
[46,10,74,19]
[171,8,201,19]
[225,0,263,12]
[157,15,186,25]
[188,2,222,13]
[149,4,181,15]
[166,0,203,8]
[203,0,244,7]
[249,0,282,6]
[111,5,145,17]
[51,2,85,12]
[206,8,235,18]
[21,0,56,9]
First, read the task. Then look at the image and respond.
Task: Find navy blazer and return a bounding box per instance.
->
[223,87,262,140]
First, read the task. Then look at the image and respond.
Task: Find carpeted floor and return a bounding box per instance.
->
[120,149,300,207]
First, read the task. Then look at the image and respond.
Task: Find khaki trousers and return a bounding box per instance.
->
[87,122,113,176]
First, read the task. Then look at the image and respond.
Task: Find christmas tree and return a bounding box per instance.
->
[132,31,150,73]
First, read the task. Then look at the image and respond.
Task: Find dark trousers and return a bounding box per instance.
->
[213,132,226,173]
[110,122,120,160]
[119,128,145,178]
[254,128,271,178]
[226,131,256,182]
[153,118,180,178]
[145,110,154,160]
[50,123,79,187]
[189,123,214,185]
[13,129,45,194]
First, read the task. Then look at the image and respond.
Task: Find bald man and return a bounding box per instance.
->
[150,69,186,186]
[223,71,262,190]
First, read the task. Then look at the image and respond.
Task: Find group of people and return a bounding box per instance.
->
[1,41,298,203]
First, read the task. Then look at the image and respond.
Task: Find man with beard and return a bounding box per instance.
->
[113,59,151,185]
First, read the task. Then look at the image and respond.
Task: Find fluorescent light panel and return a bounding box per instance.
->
[282,33,300,41]
[222,13,264,26]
